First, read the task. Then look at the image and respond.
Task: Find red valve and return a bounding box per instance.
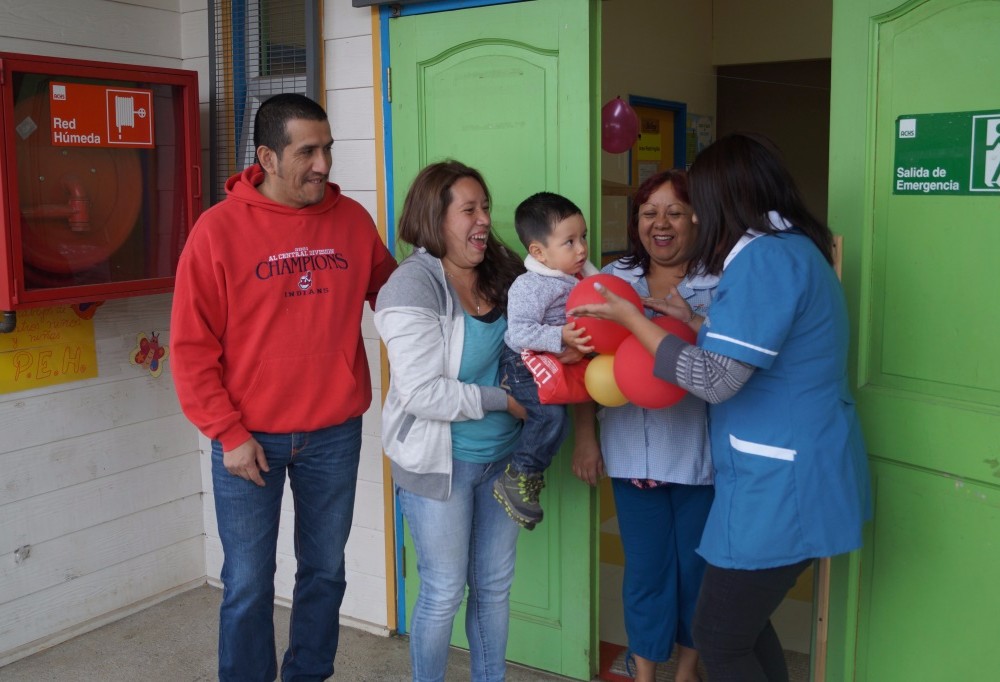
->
[20,174,91,232]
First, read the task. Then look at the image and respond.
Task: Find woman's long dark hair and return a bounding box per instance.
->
[618,169,692,274]
[397,160,523,312]
[687,133,833,275]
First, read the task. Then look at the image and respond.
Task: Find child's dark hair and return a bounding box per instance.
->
[514,192,582,249]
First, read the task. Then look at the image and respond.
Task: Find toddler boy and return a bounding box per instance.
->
[494,192,596,529]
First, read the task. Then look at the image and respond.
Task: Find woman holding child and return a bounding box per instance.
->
[374,160,526,682]
[573,169,717,682]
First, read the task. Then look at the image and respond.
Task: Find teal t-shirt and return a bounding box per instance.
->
[451,310,521,463]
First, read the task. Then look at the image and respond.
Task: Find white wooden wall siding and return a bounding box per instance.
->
[0,0,204,665]
[0,292,203,664]
[181,0,212,201]
[0,0,183,65]
[327,4,379,221]
[328,0,387,628]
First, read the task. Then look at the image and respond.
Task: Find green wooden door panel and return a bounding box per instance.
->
[390,1,600,258]
[829,0,1000,679]
[855,462,1000,681]
[868,0,1000,408]
[390,2,599,679]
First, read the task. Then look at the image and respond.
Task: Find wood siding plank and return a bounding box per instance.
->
[0,453,202,548]
[0,375,183,452]
[0,539,204,656]
[331,138,377,192]
[326,35,374,90]
[0,0,181,59]
[0,413,197,506]
[0,496,202,604]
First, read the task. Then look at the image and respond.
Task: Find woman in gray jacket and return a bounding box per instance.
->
[374,160,526,682]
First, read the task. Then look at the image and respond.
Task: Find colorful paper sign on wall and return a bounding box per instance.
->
[686,113,714,168]
[893,109,1000,195]
[49,82,155,148]
[0,307,98,392]
[637,132,662,161]
[129,331,168,378]
[637,116,662,162]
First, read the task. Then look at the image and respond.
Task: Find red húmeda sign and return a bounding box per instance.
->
[49,82,154,148]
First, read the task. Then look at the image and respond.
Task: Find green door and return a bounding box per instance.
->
[386,1,600,679]
[828,0,1000,679]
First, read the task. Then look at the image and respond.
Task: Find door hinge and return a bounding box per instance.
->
[386,67,392,103]
[0,59,5,86]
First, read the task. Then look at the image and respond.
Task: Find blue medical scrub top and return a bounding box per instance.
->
[697,229,872,569]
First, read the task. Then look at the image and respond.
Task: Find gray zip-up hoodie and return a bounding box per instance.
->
[374,248,510,500]
[504,255,600,353]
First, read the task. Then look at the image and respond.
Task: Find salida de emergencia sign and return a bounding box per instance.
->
[894,109,1000,195]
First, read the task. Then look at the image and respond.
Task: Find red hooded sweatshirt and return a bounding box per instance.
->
[170,165,397,450]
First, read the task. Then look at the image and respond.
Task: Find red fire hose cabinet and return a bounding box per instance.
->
[0,52,201,328]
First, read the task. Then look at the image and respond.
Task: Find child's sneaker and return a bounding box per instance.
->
[493,464,545,530]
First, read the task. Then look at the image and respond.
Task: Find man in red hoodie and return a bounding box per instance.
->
[170,93,397,682]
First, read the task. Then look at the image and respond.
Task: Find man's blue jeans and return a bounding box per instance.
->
[397,455,521,682]
[499,346,570,475]
[211,417,362,682]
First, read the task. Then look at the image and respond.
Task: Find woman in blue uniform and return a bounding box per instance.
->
[570,133,871,682]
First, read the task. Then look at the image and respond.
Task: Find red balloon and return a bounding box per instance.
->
[601,97,640,154]
[654,314,697,345]
[612,316,694,409]
[565,274,643,355]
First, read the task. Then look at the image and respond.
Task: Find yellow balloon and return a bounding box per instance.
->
[585,354,628,407]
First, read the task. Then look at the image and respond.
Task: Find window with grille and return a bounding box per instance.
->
[209,0,321,204]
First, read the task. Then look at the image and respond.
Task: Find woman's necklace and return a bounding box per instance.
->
[444,268,481,315]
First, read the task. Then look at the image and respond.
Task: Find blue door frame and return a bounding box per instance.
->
[627,95,687,184]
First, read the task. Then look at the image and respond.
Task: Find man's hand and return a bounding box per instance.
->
[223,437,269,487]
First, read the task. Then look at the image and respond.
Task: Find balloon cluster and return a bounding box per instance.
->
[566,275,694,408]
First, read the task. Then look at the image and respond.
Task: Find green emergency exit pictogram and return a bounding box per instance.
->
[893,109,1000,195]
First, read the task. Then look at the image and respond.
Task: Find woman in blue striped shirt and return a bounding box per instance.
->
[573,169,717,682]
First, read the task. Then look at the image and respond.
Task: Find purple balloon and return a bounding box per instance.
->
[601,97,640,154]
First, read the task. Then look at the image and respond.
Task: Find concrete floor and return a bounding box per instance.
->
[0,584,572,681]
